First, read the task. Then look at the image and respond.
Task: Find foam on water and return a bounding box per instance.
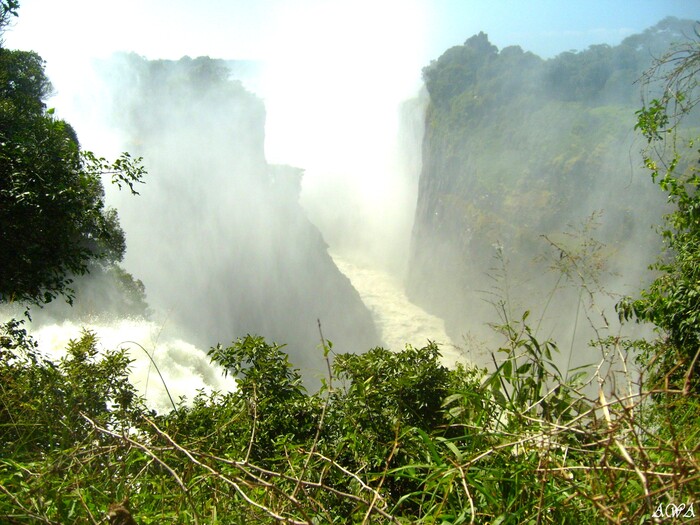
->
[28,318,235,414]
[329,252,469,367]
[12,251,471,412]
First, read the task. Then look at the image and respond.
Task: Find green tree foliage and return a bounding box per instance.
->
[0,0,18,36]
[0,15,145,308]
[618,31,700,394]
[423,32,499,107]
[207,335,317,463]
[332,344,453,431]
[0,319,140,458]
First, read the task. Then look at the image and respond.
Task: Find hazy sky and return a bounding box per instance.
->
[4,1,698,66]
[3,1,697,135]
[5,1,698,124]
[3,0,698,272]
[4,0,696,186]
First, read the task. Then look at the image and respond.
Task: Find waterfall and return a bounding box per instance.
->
[329,252,469,368]
[28,318,235,414]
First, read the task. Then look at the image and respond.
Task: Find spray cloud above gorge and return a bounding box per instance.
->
[5,2,700,391]
[64,54,382,378]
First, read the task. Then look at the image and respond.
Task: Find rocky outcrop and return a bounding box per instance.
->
[406,21,695,350]
[98,54,379,374]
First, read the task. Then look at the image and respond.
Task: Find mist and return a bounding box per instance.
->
[4,2,699,406]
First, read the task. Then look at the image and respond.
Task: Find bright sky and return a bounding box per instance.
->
[427,0,698,60]
[5,1,697,132]
[4,1,696,138]
[4,0,697,175]
[4,0,697,64]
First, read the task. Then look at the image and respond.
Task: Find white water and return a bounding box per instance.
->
[9,252,472,415]
[10,247,472,415]
[29,318,235,414]
[20,252,471,413]
[329,252,469,368]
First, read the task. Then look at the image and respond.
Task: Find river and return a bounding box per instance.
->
[329,252,468,368]
[9,255,469,414]
[29,318,235,414]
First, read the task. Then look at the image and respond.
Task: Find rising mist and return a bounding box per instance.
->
[82,54,382,378]
[10,8,698,394]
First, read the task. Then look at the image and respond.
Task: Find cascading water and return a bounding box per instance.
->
[28,318,235,414]
[30,57,469,403]
[329,252,470,368]
[2,5,475,406]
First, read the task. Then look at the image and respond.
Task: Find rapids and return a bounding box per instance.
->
[329,252,468,368]
[9,254,471,415]
[28,318,235,414]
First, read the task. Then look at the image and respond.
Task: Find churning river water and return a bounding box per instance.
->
[15,255,469,413]
[29,318,235,414]
[329,252,467,368]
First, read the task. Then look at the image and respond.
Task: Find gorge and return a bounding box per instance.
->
[3,3,700,521]
[6,12,699,401]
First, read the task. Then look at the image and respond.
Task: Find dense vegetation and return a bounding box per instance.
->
[0,3,699,523]
[1,307,698,523]
[0,1,147,315]
[619,36,700,396]
[407,19,698,346]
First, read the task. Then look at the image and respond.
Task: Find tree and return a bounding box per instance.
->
[0,0,18,36]
[618,28,700,394]
[0,13,144,307]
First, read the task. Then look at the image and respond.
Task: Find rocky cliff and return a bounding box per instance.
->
[97,54,380,375]
[406,19,696,353]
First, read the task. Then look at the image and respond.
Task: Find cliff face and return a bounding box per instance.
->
[98,54,379,373]
[406,20,695,350]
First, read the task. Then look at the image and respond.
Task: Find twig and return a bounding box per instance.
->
[362,423,400,524]
[140,416,311,525]
[80,413,200,525]
[598,389,653,515]
[120,340,178,414]
[291,320,334,499]
[244,382,257,464]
